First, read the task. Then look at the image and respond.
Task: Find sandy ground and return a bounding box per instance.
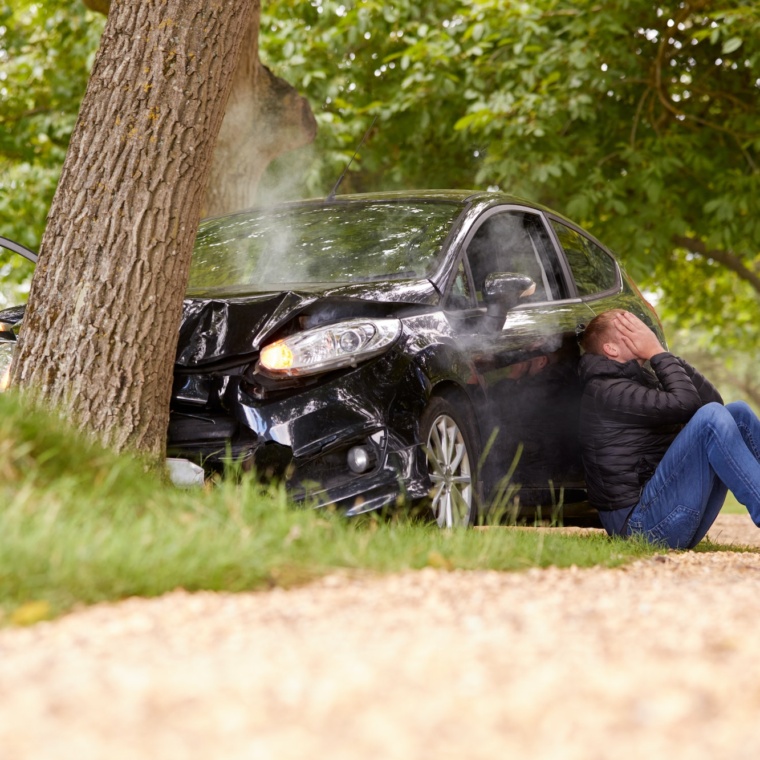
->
[1,513,760,760]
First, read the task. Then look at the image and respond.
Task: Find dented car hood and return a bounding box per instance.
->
[175,278,440,368]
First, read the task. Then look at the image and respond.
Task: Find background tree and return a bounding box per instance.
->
[5,1,757,349]
[666,320,760,409]
[10,0,254,457]
[259,0,760,350]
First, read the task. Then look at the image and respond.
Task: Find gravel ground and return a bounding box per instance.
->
[2,514,760,760]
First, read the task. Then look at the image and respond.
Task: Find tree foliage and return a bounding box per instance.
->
[259,0,760,348]
[0,2,103,249]
[0,2,104,304]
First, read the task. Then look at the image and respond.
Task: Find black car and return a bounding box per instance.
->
[1,191,662,526]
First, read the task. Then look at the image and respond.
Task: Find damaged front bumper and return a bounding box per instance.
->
[167,352,431,514]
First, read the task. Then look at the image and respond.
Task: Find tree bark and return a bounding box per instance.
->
[11,0,254,458]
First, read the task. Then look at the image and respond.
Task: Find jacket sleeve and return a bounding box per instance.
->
[591,353,706,426]
[674,356,724,405]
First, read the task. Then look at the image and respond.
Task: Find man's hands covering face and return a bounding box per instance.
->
[613,312,663,362]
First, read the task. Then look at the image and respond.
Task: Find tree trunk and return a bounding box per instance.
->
[83,0,317,217]
[204,9,317,216]
[11,0,253,458]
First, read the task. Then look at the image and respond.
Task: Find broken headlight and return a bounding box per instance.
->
[257,318,401,377]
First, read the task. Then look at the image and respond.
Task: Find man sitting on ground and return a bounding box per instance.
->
[578,309,760,548]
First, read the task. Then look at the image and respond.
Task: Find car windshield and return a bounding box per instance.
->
[187,200,463,295]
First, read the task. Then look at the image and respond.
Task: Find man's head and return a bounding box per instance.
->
[580,309,639,363]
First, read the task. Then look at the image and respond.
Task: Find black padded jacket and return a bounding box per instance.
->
[578,352,723,514]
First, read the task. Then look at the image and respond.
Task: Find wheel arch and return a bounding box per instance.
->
[425,380,483,449]
[385,340,485,444]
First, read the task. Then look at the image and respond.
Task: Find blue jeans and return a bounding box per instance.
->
[626,401,760,549]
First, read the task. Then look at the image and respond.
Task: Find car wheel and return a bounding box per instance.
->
[420,394,481,527]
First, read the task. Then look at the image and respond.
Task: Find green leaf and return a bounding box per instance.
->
[721,37,742,55]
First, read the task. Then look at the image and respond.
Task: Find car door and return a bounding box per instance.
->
[448,206,587,511]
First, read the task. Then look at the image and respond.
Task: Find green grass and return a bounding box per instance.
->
[0,391,661,626]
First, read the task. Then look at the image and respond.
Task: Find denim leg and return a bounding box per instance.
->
[727,401,760,461]
[687,479,728,549]
[627,402,760,549]
[685,404,758,549]
[705,402,760,525]
[692,400,760,545]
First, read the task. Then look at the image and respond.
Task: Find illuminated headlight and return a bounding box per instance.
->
[258,318,402,377]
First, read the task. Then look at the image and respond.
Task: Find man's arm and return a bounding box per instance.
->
[617,311,723,406]
[597,355,705,425]
[675,357,724,406]
[595,313,705,424]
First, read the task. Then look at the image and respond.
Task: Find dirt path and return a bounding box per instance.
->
[1,514,759,760]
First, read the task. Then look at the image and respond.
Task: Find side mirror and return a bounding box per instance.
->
[0,322,16,343]
[483,273,536,317]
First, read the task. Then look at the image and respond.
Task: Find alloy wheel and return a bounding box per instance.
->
[425,413,474,527]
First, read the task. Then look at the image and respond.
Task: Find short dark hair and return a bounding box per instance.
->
[580,309,626,355]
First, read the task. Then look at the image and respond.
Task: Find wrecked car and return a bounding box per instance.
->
[169,190,663,524]
[0,191,663,526]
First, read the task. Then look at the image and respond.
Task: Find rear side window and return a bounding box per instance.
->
[550,221,619,297]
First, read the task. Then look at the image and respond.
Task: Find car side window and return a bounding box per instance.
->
[446,260,473,309]
[465,211,560,304]
[549,221,619,297]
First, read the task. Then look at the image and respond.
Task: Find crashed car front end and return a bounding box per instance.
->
[168,308,436,515]
[166,196,469,512]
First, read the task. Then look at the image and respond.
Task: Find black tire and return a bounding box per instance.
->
[419,394,482,527]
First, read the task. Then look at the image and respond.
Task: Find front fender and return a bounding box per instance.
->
[386,336,487,450]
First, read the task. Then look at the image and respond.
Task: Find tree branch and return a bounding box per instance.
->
[672,234,760,294]
[0,107,56,125]
[630,87,651,149]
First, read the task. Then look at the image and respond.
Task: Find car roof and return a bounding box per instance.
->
[323,189,494,203]
[200,189,553,223]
